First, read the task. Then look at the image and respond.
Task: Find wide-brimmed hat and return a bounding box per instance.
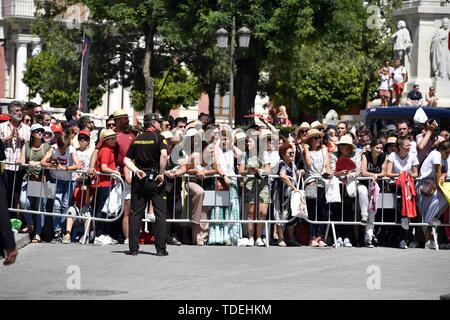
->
[311,120,326,130]
[295,122,310,136]
[386,136,397,144]
[113,109,128,119]
[100,129,116,140]
[306,129,324,140]
[335,134,355,148]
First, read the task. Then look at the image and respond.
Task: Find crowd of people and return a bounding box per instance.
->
[1,99,450,256]
[378,59,439,107]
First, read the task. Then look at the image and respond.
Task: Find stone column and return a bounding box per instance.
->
[31,42,42,104]
[15,39,28,100]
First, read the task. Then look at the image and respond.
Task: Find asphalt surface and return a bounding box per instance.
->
[0,242,449,300]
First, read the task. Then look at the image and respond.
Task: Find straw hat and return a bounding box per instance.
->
[235,132,247,141]
[386,136,397,144]
[305,129,324,140]
[113,109,128,119]
[295,122,310,136]
[335,134,355,148]
[100,129,116,140]
[310,120,326,130]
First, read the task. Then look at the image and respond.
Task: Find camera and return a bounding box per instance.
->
[147,168,159,181]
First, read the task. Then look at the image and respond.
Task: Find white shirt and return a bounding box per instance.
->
[420,150,446,179]
[387,152,419,174]
[51,145,77,181]
[379,74,392,91]
[393,66,406,84]
[0,121,30,170]
[73,147,94,180]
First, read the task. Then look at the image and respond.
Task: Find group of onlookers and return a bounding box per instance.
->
[1,100,449,250]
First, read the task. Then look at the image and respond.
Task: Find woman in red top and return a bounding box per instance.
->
[94,129,120,245]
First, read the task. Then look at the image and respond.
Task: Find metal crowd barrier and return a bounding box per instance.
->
[142,173,449,250]
[2,161,125,244]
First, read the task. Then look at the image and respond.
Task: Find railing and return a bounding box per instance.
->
[2,0,36,18]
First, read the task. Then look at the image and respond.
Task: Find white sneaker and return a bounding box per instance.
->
[425,240,436,250]
[94,235,105,245]
[343,238,353,247]
[124,239,129,245]
[335,237,343,248]
[255,237,266,247]
[103,235,118,245]
[237,238,249,247]
[247,238,255,247]
[399,240,408,249]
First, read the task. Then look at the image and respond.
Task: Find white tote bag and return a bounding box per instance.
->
[325,176,341,203]
[101,183,122,217]
[291,178,308,220]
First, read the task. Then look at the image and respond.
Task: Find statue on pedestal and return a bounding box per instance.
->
[392,20,412,69]
[431,17,450,79]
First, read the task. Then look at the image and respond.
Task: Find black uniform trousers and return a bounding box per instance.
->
[129,175,167,253]
[0,173,16,257]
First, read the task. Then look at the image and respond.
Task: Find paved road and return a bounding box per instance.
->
[0,243,449,300]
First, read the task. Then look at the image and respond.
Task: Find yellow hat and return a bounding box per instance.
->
[112,109,128,119]
[100,129,116,140]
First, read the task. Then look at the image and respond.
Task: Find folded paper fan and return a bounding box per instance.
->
[335,157,357,172]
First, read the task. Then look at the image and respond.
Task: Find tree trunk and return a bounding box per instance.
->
[143,22,155,114]
[235,58,258,126]
[207,82,216,123]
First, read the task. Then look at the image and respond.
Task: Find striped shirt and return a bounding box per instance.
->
[0,121,30,171]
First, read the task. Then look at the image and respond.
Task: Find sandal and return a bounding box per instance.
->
[31,235,41,243]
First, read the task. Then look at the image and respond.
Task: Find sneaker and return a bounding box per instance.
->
[399,240,408,249]
[255,237,266,247]
[425,240,436,250]
[364,241,374,248]
[317,237,327,247]
[156,249,169,256]
[335,237,343,248]
[309,238,320,247]
[247,238,255,247]
[51,231,63,243]
[167,236,182,246]
[62,234,71,244]
[237,238,249,247]
[408,240,418,249]
[277,239,287,247]
[94,235,106,245]
[124,239,129,245]
[103,235,118,245]
[343,238,352,247]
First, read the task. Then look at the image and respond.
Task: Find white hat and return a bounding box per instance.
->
[185,128,198,137]
[235,132,247,141]
[43,126,54,138]
[30,123,44,132]
[161,131,174,139]
[311,120,325,129]
[335,134,355,148]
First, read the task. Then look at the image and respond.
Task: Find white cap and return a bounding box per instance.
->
[30,123,44,132]
[185,128,198,137]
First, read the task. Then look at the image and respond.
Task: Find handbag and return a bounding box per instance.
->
[421,179,437,196]
[291,178,308,219]
[325,176,341,203]
[304,181,317,198]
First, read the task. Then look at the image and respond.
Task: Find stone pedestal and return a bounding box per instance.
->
[394,0,450,107]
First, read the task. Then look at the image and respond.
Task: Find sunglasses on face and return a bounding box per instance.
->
[287,152,295,156]
[33,129,44,134]
[78,136,90,142]
[44,133,53,138]
[106,123,115,128]
[24,119,31,123]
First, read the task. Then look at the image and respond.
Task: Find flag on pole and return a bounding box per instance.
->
[78,34,90,113]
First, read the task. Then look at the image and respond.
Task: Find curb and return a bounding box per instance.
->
[14,233,31,250]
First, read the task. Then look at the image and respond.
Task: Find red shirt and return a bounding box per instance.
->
[96,145,116,187]
[116,131,135,169]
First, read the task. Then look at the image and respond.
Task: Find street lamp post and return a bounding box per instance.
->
[216,21,250,126]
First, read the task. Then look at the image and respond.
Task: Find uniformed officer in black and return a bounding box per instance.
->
[0,139,18,265]
[124,115,169,256]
